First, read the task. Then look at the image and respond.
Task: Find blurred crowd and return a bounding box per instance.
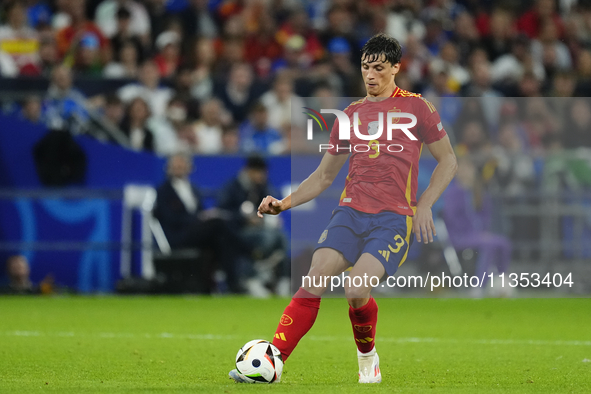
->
[2,0,591,157]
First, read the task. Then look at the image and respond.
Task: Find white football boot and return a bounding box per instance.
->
[228,368,281,383]
[357,348,381,383]
[228,369,252,383]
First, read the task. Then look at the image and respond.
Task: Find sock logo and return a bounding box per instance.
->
[274,332,287,341]
[354,324,372,333]
[279,314,293,326]
[355,337,374,343]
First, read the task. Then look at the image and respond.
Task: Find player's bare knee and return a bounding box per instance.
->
[344,282,371,300]
[347,297,369,309]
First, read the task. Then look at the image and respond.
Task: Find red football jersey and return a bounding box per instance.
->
[327,87,446,215]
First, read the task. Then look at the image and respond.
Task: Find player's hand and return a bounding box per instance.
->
[257,195,284,218]
[413,204,436,244]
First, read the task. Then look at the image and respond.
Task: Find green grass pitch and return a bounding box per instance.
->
[0,296,590,393]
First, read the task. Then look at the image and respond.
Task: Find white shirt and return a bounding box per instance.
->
[171,178,197,214]
[260,90,305,129]
[129,127,145,151]
[193,121,223,154]
[491,54,546,83]
[118,83,173,117]
[146,116,182,157]
[0,50,18,77]
[95,0,151,38]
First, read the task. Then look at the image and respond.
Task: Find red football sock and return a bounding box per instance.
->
[349,297,378,354]
[272,287,321,362]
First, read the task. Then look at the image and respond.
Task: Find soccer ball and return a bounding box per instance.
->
[235,339,283,383]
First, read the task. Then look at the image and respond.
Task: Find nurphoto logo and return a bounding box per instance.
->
[303,107,418,153]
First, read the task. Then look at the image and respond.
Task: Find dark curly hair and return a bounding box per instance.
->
[361,33,402,65]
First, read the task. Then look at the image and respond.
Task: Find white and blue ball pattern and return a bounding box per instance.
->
[235,340,283,383]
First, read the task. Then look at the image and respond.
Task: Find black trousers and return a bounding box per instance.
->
[177,218,247,293]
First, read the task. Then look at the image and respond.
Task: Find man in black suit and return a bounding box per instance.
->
[153,153,244,293]
[218,156,290,295]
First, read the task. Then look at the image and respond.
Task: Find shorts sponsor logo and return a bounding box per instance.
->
[354,324,372,333]
[318,230,328,243]
[280,314,293,326]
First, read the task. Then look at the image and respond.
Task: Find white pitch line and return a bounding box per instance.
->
[2,330,590,347]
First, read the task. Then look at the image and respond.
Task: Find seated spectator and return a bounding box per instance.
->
[239,102,284,155]
[455,120,494,172]
[443,158,512,297]
[143,96,185,156]
[55,0,110,67]
[73,33,103,76]
[36,36,58,76]
[51,0,71,31]
[327,37,358,96]
[243,11,282,70]
[531,20,572,76]
[171,66,199,119]
[102,94,125,127]
[120,97,154,152]
[191,98,227,155]
[187,37,215,100]
[103,40,139,79]
[480,8,514,62]
[218,156,290,296]
[107,6,146,67]
[0,255,38,295]
[276,9,323,62]
[118,60,173,117]
[516,0,564,40]
[176,121,200,153]
[94,0,151,45]
[399,34,430,88]
[0,49,18,77]
[20,94,43,124]
[429,42,470,92]
[272,34,313,80]
[214,62,264,123]
[221,123,240,154]
[260,74,304,130]
[25,0,53,29]
[153,30,181,78]
[44,65,88,131]
[385,1,426,47]
[153,153,248,294]
[563,98,591,149]
[0,0,39,75]
[318,5,358,64]
[451,11,480,65]
[178,0,218,39]
[491,35,545,85]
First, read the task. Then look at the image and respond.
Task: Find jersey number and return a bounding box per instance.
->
[388,235,405,253]
[368,139,380,159]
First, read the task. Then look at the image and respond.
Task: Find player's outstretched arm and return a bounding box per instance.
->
[414,135,458,243]
[257,152,349,218]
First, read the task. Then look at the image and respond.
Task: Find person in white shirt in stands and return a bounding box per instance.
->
[260,74,305,130]
[95,0,151,46]
[118,59,173,117]
[191,98,230,155]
